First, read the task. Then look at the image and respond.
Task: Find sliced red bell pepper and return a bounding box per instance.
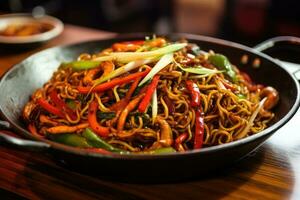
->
[88,100,109,137]
[194,108,204,149]
[185,80,201,107]
[37,98,64,118]
[175,132,188,151]
[138,75,160,113]
[78,68,150,94]
[175,132,188,145]
[186,80,204,149]
[109,77,141,111]
[49,90,77,120]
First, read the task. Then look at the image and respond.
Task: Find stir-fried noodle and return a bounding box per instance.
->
[22,37,279,154]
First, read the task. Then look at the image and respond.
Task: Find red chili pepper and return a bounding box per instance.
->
[186,80,204,149]
[88,100,109,137]
[49,90,77,120]
[175,132,188,151]
[37,98,64,118]
[194,108,204,149]
[185,80,201,107]
[78,68,150,94]
[110,77,141,111]
[138,75,160,113]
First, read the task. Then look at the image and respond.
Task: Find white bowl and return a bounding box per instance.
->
[0,13,63,47]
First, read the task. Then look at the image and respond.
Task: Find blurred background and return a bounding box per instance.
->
[1,0,300,46]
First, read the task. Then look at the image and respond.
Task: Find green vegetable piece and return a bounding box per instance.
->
[208,54,237,82]
[82,128,128,153]
[66,99,77,110]
[191,45,201,56]
[149,147,176,154]
[61,61,101,71]
[49,134,91,147]
[96,111,116,120]
[237,93,246,99]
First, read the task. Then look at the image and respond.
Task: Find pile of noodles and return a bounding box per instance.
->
[22,38,277,153]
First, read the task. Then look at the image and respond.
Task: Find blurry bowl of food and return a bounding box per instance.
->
[0,13,63,49]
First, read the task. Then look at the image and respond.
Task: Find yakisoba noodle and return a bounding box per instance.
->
[22,37,279,154]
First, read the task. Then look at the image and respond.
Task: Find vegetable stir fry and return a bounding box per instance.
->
[23,36,279,154]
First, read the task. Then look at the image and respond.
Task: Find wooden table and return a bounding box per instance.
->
[0,25,300,200]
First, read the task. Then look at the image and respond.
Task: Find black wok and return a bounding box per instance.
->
[0,34,299,180]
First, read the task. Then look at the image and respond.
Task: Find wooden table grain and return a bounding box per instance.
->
[0,25,300,200]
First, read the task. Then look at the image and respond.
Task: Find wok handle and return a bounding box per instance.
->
[0,120,50,152]
[0,131,50,151]
[254,36,300,80]
[254,36,300,53]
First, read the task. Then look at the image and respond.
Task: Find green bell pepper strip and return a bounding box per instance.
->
[208,54,237,82]
[49,134,92,147]
[61,61,102,71]
[96,111,116,120]
[82,128,128,154]
[148,147,176,154]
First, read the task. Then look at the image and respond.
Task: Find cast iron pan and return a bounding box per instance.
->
[0,34,299,180]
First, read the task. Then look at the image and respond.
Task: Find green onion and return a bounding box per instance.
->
[208,54,237,82]
[139,53,173,86]
[235,98,267,140]
[93,43,186,63]
[148,147,176,154]
[97,111,116,120]
[151,89,158,123]
[82,128,128,153]
[93,58,154,86]
[175,60,221,76]
[62,59,111,71]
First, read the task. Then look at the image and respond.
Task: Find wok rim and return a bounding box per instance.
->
[0,32,299,160]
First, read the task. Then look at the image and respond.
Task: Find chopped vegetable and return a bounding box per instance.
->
[138,75,160,112]
[93,43,186,63]
[66,99,77,110]
[139,53,172,86]
[78,68,150,94]
[148,147,176,154]
[37,98,64,118]
[49,90,77,120]
[185,81,204,149]
[194,108,204,149]
[235,98,267,140]
[49,134,91,148]
[156,117,173,146]
[117,95,144,131]
[97,111,116,120]
[176,61,221,76]
[88,100,109,137]
[61,60,102,71]
[185,80,201,107]
[83,128,127,153]
[208,54,237,82]
[151,88,158,122]
[175,132,188,152]
[93,58,154,86]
